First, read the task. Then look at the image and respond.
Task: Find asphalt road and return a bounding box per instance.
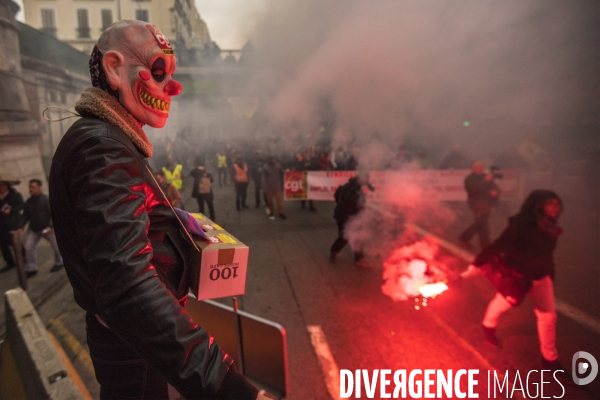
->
[34,175,600,400]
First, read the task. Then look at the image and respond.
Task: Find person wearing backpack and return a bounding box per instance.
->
[191,164,215,221]
[330,170,374,267]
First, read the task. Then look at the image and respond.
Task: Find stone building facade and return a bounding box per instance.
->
[0,0,46,196]
[0,0,89,196]
[21,0,212,64]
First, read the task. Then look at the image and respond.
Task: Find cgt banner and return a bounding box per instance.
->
[284,170,524,202]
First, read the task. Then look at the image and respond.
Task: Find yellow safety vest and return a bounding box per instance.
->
[217,154,227,169]
[162,164,183,190]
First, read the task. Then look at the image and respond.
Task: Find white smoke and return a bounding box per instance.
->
[247,0,593,158]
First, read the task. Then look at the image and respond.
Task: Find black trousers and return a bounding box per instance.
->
[235,182,248,210]
[86,313,169,400]
[0,231,16,268]
[331,219,363,260]
[254,184,266,207]
[459,212,491,249]
[0,230,24,268]
[196,194,215,221]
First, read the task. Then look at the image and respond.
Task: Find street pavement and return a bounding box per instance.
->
[3,172,599,399]
[0,233,68,338]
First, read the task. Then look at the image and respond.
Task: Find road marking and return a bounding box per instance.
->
[407,222,600,335]
[48,315,95,376]
[47,331,93,400]
[307,325,341,400]
[425,310,524,400]
[405,223,475,262]
[554,299,600,334]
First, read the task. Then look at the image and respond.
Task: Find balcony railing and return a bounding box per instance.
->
[77,27,91,39]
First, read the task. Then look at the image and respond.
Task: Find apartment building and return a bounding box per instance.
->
[22,0,212,57]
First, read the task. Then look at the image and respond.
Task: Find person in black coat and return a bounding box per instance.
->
[0,176,24,273]
[190,164,216,221]
[248,151,266,208]
[48,21,257,399]
[23,179,64,277]
[330,171,374,267]
[459,160,499,249]
[463,190,566,375]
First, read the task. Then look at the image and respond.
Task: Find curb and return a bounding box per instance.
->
[0,267,69,338]
[0,288,86,399]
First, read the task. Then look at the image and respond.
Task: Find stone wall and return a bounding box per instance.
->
[0,1,89,196]
[0,0,44,196]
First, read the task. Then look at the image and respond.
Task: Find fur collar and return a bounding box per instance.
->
[75,87,153,157]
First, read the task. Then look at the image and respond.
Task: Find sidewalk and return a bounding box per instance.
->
[0,238,68,338]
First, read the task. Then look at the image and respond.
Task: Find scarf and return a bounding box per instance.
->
[75,87,153,157]
[537,216,563,238]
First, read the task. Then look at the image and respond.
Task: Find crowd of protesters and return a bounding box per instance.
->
[145,129,562,228]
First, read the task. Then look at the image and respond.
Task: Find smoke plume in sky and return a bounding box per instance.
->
[245,0,597,163]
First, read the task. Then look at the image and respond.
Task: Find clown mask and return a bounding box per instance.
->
[96,20,182,128]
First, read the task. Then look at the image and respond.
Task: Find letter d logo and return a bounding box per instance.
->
[572,351,598,385]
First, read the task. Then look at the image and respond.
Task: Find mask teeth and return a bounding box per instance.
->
[140,89,169,113]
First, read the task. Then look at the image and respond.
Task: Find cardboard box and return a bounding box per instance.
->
[190,214,249,300]
[190,213,224,232]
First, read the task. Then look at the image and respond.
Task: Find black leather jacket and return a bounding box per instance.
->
[49,117,255,399]
[473,214,558,280]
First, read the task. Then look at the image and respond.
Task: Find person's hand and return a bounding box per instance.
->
[490,189,498,197]
[460,264,481,279]
[485,173,494,181]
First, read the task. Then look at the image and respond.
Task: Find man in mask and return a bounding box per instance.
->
[49,21,257,399]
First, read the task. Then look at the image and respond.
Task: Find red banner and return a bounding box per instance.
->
[283,170,524,202]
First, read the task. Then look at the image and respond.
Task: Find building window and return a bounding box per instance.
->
[41,9,56,37]
[77,9,90,38]
[101,9,113,31]
[135,9,149,23]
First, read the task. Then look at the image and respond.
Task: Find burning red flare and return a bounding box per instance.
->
[382,239,448,302]
[419,282,448,298]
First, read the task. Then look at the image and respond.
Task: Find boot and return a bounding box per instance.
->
[482,325,501,348]
[542,358,575,386]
